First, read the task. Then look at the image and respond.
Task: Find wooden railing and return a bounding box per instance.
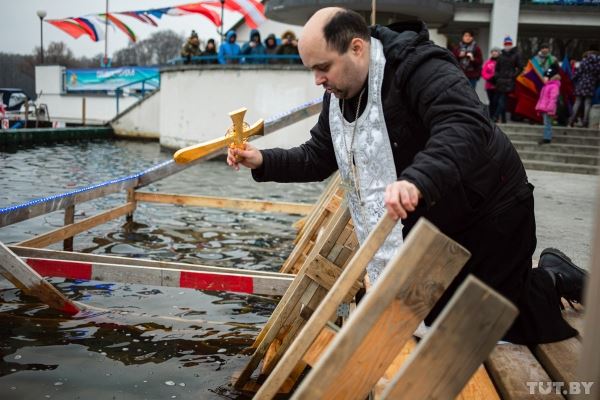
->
[0,98,323,250]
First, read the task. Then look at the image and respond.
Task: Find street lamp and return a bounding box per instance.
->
[36,10,47,64]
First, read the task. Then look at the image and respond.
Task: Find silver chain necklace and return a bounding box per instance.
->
[341,86,368,227]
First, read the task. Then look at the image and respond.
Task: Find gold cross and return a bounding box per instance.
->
[174,107,264,164]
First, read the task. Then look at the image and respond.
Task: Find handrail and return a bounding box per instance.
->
[114,76,160,114]
[167,54,302,65]
[0,96,323,228]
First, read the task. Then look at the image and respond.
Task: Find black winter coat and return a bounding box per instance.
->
[494,47,524,93]
[253,22,530,236]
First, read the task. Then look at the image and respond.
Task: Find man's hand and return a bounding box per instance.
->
[227,143,263,171]
[384,180,422,220]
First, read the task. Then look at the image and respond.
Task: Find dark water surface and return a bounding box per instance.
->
[0,139,326,399]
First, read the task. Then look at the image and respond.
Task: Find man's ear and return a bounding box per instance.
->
[350,38,365,56]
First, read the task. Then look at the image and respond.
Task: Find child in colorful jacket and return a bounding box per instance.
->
[535,66,561,144]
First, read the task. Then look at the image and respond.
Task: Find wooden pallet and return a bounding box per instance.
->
[288,218,477,400]
[252,213,401,399]
[233,202,361,392]
[280,173,344,274]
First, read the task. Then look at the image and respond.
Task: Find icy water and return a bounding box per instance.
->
[0,139,327,399]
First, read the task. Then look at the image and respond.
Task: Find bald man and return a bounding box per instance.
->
[227,8,585,345]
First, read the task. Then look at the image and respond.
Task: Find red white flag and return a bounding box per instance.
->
[204,0,266,29]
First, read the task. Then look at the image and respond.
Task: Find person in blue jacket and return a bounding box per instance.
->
[218,30,241,64]
[241,29,266,64]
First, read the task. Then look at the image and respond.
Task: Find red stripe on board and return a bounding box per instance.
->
[26,258,93,280]
[180,271,254,294]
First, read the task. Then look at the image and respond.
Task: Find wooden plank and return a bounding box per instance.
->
[235,205,352,388]
[374,340,500,400]
[0,242,80,315]
[455,365,501,400]
[63,205,75,251]
[281,184,343,274]
[534,337,582,390]
[25,258,292,296]
[10,246,288,279]
[302,323,338,367]
[290,218,471,400]
[248,205,350,351]
[382,276,518,399]
[16,202,136,248]
[0,179,136,228]
[486,344,563,400]
[134,192,313,215]
[304,254,361,300]
[575,178,600,400]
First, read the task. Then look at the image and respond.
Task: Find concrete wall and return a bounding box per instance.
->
[111,90,160,139]
[35,65,141,125]
[159,65,322,151]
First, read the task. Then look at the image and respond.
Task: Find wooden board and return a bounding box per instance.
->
[10,246,288,279]
[23,257,293,297]
[134,192,313,215]
[575,177,600,399]
[16,202,136,248]
[280,184,344,274]
[0,241,80,315]
[534,337,582,391]
[486,344,563,400]
[382,276,518,399]
[290,218,471,400]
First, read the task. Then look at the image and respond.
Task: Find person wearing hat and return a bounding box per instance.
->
[181,30,201,64]
[535,66,562,144]
[482,47,501,119]
[201,38,218,64]
[492,36,523,123]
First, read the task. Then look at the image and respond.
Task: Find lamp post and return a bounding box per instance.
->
[36,10,47,64]
[220,0,225,44]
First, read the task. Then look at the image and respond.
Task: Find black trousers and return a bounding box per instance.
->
[424,194,577,344]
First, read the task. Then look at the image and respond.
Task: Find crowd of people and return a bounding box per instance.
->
[180,29,302,65]
[452,30,600,143]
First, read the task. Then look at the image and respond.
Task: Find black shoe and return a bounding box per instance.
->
[538,139,551,145]
[539,248,588,308]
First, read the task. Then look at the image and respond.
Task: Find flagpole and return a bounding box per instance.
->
[104,0,109,67]
[220,0,225,44]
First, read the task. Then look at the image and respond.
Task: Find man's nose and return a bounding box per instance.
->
[314,72,326,86]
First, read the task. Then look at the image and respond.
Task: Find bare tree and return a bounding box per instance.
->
[113,30,184,66]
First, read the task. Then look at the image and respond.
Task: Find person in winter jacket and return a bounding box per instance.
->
[241,29,267,64]
[180,30,201,64]
[218,30,241,64]
[227,8,585,345]
[536,67,562,144]
[452,29,483,88]
[201,38,218,64]
[532,43,558,76]
[481,47,501,119]
[569,48,600,127]
[492,36,523,123]
[264,33,279,64]
[276,30,301,64]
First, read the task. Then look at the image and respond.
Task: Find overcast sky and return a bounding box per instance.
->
[1,1,242,58]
